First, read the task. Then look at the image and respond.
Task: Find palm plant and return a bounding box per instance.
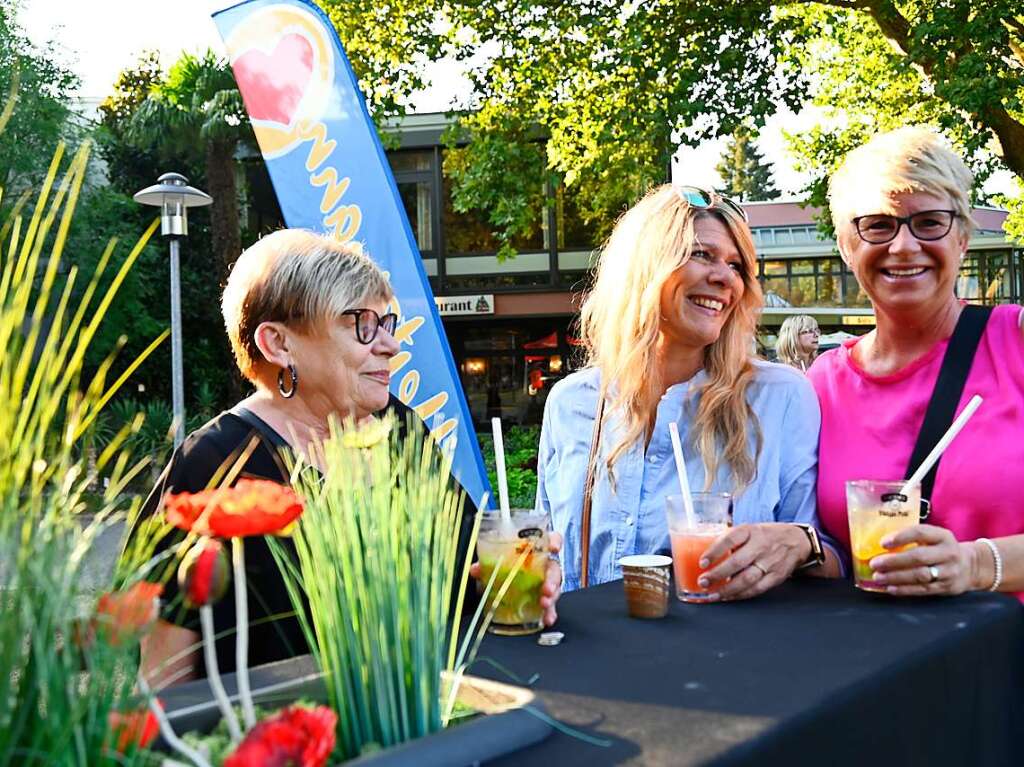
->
[0,136,171,765]
[125,51,251,278]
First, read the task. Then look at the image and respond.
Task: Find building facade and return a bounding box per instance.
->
[243,113,1023,428]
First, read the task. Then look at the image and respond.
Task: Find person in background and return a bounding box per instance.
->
[808,126,1024,598]
[536,185,842,598]
[775,315,820,372]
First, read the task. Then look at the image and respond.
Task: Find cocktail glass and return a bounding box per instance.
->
[846,480,921,592]
[477,510,550,635]
[665,493,732,603]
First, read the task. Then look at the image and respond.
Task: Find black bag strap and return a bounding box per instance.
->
[906,304,992,518]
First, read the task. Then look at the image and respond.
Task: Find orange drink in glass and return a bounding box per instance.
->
[665,493,732,603]
[846,480,920,592]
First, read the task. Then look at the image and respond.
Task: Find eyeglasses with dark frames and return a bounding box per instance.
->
[851,210,958,245]
[674,185,749,222]
[341,308,399,345]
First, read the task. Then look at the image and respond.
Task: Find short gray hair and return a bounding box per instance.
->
[222,229,392,382]
[829,126,974,249]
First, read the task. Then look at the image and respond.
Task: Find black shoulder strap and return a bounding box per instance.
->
[906,304,992,515]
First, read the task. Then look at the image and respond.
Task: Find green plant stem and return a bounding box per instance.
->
[200,605,241,743]
[138,674,211,767]
[232,536,256,729]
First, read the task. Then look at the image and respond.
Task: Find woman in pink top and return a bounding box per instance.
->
[808,126,1024,598]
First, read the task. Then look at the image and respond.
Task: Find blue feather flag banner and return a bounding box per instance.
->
[213,0,490,504]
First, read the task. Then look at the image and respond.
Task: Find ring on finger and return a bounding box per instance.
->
[928,565,940,583]
[750,562,768,578]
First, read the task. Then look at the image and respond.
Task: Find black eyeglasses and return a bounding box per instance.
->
[851,210,958,244]
[341,308,398,344]
[674,185,749,222]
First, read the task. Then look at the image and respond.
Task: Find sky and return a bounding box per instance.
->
[17,0,1015,199]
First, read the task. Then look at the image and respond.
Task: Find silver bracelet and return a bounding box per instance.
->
[976,538,1003,592]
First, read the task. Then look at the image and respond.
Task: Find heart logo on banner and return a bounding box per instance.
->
[232,33,314,127]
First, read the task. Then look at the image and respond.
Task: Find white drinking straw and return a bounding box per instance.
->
[490,417,512,523]
[901,394,983,496]
[668,422,697,529]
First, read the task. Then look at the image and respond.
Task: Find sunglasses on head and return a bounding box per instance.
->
[674,185,749,222]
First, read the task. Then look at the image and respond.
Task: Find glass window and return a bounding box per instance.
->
[397,180,433,253]
[556,184,602,251]
[792,259,814,274]
[442,170,546,255]
[389,150,433,173]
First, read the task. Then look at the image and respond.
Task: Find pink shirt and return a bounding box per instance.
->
[808,304,1024,594]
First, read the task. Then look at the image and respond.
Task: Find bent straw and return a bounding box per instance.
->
[668,422,697,529]
[490,417,512,524]
[901,394,983,497]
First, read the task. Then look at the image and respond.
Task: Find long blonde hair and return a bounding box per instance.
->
[580,185,764,491]
[776,315,819,370]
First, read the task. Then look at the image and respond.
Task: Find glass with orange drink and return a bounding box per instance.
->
[665,492,732,602]
[846,480,921,592]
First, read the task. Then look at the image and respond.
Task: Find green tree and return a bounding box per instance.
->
[310,1,1023,244]
[716,126,780,202]
[125,51,252,278]
[0,0,78,197]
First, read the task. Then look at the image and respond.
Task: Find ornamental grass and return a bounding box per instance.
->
[0,133,170,765]
[274,416,507,761]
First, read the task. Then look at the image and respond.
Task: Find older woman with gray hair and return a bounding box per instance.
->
[808,126,1024,599]
[139,229,562,684]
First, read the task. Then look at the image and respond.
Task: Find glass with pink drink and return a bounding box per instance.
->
[666,492,733,602]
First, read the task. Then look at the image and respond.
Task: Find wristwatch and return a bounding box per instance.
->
[793,524,826,571]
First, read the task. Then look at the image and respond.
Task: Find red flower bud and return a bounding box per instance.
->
[95,581,163,646]
[178,537,230,609]
[108,701,161,755]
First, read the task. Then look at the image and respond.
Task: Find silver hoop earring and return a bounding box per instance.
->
[278,364,298,398]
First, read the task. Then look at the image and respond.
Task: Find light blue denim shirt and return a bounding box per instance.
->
[536,360,835,591]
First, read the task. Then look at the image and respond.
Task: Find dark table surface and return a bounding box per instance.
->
[475,578,1024,767]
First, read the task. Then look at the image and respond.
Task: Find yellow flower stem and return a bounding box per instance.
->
[233,536,257,729]
[200,605,242,743]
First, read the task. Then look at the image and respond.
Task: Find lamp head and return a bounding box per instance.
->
[133,172,212,237]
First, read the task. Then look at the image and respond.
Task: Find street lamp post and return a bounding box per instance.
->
[134,173,213,447]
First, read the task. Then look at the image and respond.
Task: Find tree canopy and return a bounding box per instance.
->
[0,0,78,197]
[317,0,1023,245]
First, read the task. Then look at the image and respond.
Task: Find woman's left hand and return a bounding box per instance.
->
[469,531,563,627]
[698,523,811,601]
[869,524,975,596]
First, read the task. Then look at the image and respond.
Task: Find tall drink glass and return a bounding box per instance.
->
[476,510,550,635]
[666,493,732,603]
[846,480,921,592]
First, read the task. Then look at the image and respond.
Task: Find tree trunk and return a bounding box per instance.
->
[205,138,241,280]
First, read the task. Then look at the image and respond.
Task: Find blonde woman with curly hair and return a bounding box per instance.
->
[536,185,842,598]
[776,315,820,371]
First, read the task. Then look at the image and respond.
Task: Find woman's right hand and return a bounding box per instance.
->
[696,523,812,601]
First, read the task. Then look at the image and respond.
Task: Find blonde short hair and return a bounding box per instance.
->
[776,315,818,368]
[221,229,392,382]
[581,185,764,491]
[829,126,974,248]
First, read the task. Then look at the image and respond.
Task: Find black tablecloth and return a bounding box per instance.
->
[476,578,1024,767]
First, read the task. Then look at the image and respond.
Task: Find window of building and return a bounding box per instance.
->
[397,180,433,253]
[441,170,546,256]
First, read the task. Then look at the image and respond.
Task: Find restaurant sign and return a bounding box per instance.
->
[435,294,494,316]
[842,315,877,326]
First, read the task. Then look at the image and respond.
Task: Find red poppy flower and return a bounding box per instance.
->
[164,479,304,538]
[95,581,163,645]
[178,537,230,609]
[108,702,160,755]
[224,705,337,767]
